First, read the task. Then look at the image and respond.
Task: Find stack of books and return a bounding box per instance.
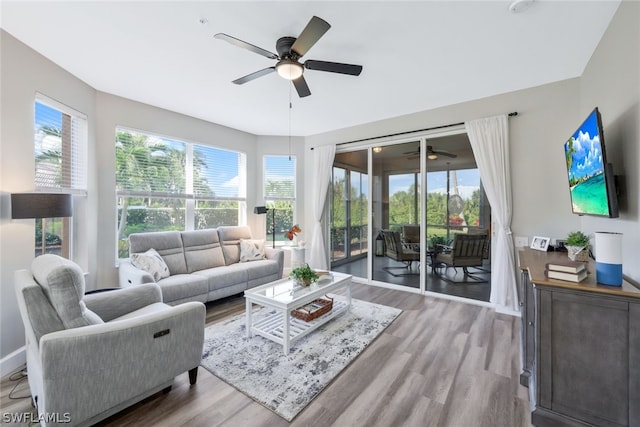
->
[544,260,588,282]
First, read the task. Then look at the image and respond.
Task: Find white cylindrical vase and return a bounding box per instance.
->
[595,232,623,286]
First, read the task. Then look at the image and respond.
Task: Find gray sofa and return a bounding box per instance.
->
[118,226,284,305]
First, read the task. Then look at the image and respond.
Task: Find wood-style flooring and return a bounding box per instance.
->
[1,284,531,427]
[333,255,492,303]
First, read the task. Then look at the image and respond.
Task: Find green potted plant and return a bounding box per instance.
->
[429,235,448,251]
[565,231,590,261]
[289,264,319,287]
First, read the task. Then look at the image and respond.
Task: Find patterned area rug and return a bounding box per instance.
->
[200,298,401,421]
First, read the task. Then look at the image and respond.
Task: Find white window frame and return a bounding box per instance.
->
[34,93,88,260]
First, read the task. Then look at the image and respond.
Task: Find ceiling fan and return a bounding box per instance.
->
[214,16,363,98]
[404,146,458,160]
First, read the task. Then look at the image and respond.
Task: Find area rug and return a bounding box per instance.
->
[200,297,401,421]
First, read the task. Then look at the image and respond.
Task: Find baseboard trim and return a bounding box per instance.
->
[1,346,26,378]
[495,305,522,317]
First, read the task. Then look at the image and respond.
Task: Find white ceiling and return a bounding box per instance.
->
[0,1,620,136]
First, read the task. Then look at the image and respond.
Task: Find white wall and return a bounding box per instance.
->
[0,31,97,372]
[579,0,640,282]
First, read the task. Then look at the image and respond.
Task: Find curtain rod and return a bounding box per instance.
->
[310,111,518,150]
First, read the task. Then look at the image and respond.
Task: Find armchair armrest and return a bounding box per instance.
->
[38,302,205,424]
[119,260,155,287]
[84,283,163,322]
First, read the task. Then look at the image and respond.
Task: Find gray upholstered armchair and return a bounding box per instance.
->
[14,254,206,427]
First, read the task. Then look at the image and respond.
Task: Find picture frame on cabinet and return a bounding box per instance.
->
[531,236,550,251]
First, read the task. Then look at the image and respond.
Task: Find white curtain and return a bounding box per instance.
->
[465,115,518,312]
[308,144,336,269]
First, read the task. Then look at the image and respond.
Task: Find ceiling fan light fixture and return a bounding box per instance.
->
[276,59,303,80]
[428,153,438,160]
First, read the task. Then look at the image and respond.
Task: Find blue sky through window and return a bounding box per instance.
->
[388,169,480,200]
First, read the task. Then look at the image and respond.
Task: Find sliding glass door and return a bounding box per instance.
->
[328,132,492,303]
[330,150,368,278]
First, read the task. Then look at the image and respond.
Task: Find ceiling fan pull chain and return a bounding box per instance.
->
[289,85,293,161]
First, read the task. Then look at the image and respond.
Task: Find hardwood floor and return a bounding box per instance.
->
[333,256,492,303]
[1,284,531,427]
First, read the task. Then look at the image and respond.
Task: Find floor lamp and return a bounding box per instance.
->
[254,206,276,249]
[11,192,73,256]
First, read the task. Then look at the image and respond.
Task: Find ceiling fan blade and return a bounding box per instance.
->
[232,67,275,85]
[214,33,278,60]
[290,16,330,57]
[304,60,363,76]
[434,150,457,158]
[292,76,311,98]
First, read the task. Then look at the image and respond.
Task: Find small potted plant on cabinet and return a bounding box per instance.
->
[565,231,591,261]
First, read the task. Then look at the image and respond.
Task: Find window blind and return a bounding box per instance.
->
[194,145,246,201]
[34,94,87,194]
[115,128,187,197]
[264,155,296,200]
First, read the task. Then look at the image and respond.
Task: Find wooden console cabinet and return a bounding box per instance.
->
[518,248,640,427]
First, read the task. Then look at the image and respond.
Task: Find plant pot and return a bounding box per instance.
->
[294,278,312,287]
[567,245,589,262]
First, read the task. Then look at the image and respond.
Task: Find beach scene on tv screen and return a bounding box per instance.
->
[564,111,609,216]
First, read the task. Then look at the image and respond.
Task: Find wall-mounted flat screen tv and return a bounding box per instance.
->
[564,107,618,218]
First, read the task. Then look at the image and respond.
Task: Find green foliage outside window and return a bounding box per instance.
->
[115,130,242,258]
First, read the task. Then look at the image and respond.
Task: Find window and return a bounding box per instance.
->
[115,128,246,257]
[263,155,296,246]
[34,94,88,258]
[388,172,420,229]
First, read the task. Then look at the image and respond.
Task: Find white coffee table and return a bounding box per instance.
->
[244,272,352,354]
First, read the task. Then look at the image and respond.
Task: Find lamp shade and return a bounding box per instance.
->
[276,60,303,80]
[11,193,73,219]
[254,206,268,215]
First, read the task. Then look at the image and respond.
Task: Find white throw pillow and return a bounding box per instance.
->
[131,248,170,281]
[239,239,266,262]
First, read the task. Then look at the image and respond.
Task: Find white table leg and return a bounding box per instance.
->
[246,298,253,338]
[347,281,352,310]
[283,309,290,354]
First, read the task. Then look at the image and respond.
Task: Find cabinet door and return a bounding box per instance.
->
[538,290,628,427]
[630,303,640,426]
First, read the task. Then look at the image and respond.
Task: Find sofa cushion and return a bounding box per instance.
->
[181,229,226,273]
[129,231,187,275]
[193,263,249,292]
[31,254,103,329]
[239,239,266,262]
[242,259,280,280]
[156,274,208,304]
[217,225,252,265]
[130,248,170,281]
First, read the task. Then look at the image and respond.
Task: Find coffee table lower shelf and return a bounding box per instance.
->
[250,299,349,353]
